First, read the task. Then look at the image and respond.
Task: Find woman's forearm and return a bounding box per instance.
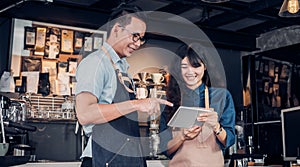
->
[167,132,185,155]
[214,123,227,146]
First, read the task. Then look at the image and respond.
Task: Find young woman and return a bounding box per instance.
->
[159,43,236,167]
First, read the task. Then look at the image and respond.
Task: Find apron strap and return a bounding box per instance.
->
[101,46,135,94]
[205,86,209,109]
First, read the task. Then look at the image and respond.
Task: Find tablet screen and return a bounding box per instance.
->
[167,106,211,128]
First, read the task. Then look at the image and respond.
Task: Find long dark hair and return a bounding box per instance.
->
[165,43,211,122]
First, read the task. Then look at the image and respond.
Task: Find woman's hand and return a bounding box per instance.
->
[197,111,220,130]
[167,126,201,155]
[181,126,202,141]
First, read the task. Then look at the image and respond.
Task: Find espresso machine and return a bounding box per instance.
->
[0,95,10,156]
[0,94,37,166]
[1,95,11,122]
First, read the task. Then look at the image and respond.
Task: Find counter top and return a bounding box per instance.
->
[12,160,278,167]
[12,161,81,167]
[147,160,169,167]
[26,118,77,124]
[11,160,169,167]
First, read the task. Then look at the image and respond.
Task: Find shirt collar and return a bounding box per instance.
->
[103,42,130,72]
[198,83,206,93]
[184,83,205,96]
[103,42,120,64]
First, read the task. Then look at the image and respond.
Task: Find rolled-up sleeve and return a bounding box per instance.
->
[218,90,236,150]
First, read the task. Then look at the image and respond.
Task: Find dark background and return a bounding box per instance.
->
[1,0,300,164]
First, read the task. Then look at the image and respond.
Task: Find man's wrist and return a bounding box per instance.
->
[130,100,139,111]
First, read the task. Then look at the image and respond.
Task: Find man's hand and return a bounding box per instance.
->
[132,98,173,115]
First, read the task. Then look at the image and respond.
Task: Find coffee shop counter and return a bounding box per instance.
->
[11,160,279,167]
[24,119,82,162]
[12,160,169,167]
[26,118,77,124]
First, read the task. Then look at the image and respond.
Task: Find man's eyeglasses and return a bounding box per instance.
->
[119,26,146,45]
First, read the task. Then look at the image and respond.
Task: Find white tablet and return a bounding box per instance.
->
[167,106,211,128]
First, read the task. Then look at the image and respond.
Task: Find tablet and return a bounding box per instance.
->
[167,106,211,128]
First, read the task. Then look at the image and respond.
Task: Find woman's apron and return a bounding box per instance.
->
[92,48,146,167]
[169,86,224,167]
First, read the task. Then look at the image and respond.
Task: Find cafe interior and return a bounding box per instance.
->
[0,0,300,166]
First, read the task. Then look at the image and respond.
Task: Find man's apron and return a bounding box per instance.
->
[92,70,146,167]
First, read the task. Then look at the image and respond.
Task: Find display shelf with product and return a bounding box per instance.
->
[241,44,300,165]
[9,18,107,97]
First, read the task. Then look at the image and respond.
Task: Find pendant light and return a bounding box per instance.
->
[279,0,300,17]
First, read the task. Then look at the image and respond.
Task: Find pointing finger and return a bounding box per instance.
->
[156,98,173,107]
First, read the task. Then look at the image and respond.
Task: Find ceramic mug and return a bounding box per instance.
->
[136,87,148,99]
[151,73,164,84]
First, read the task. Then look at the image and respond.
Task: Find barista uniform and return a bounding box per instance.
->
[92,45,146,167]
[76,43,146,167]
[92,69,146,166]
